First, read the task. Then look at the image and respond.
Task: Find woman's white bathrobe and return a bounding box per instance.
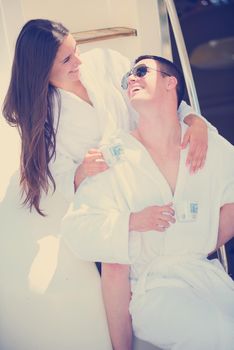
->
[61,123,234,350]
[0,48,132,350]
[0,47,214,350]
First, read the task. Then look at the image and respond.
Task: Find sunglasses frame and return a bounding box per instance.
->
[121,64,171,90]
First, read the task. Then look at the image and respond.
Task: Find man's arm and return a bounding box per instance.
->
[217,203,234,249]
[61,170,175,350]
[61,170,132,264]
[61,170,134,350]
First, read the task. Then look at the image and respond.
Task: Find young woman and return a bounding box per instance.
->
[1,19,214,350]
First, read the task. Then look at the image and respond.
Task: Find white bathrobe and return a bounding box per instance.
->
[61,122,234,350]
[0,47,132,350]
[0,47,216,350]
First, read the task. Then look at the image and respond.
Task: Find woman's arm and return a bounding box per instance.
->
[178,101,217,133]
[74,149,108,191]
[181,114,208,173]
[49,148,109,201]
[178,101,217,173]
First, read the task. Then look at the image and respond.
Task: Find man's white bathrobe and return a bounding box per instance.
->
[61,122,234,350]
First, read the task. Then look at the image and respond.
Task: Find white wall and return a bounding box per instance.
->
[20,0,162,58]
[0,0,163,201]
[0,0,23,201]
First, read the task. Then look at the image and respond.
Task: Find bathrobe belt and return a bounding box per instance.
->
[131,253,234,298]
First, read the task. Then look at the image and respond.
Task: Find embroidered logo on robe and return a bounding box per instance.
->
[176,200,198,222]
[100,139,125,166]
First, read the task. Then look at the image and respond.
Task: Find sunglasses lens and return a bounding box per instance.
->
[121,65,148,90]
[134,65,148,77]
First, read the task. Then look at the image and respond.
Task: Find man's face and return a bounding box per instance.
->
[127,59,166,108]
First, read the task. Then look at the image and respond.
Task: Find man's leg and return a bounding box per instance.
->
[101,263,132,350]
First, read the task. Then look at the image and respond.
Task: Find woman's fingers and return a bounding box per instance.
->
[83,149,109,176]
[188,147,207,173]
[183,124,208,174]
[86,163,109,176]
[85,152,104,162]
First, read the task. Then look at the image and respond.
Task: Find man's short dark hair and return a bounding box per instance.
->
[135,55,185,107]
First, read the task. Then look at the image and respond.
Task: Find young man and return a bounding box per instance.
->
[61,56,234,350]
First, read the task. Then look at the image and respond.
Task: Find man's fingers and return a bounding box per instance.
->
[156,219,170,228]
[155,226,166,232]
[161,213,176,223]
[160,206,175,216]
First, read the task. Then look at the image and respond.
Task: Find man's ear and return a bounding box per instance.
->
[166,76,178,91]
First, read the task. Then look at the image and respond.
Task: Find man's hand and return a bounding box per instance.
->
[129,203,175,232]
[182,114,208,174]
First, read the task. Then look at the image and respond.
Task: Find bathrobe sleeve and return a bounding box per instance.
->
[217,135,234,205]
[49,151,77,203]
[49,88,99,203]
[178,101,217,132]
[46,99,76,202]
[60,169,132,264]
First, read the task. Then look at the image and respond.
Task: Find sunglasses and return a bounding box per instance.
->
[121,64,171,90]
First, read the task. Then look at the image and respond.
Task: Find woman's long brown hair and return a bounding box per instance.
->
[3,19,69,215]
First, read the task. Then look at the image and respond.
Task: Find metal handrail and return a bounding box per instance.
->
[162,0,228,272]
[163,0,200,113]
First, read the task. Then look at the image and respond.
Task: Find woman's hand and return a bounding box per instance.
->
[74,149,109,191]
[181,115,208,174]
[129,203,175,232]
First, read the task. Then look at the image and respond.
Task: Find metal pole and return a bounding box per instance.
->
[163,0,200,113]
[163,0,228,272]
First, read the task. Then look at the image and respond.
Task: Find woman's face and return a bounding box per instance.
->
[49,33,82,88]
